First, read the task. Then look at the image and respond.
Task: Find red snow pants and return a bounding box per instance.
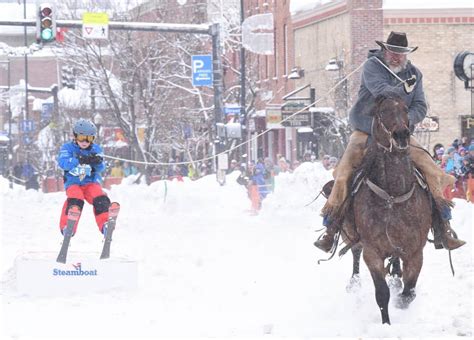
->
[59,183,110,235]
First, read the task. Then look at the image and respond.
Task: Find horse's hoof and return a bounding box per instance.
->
[388,275,403,290]
[346,274,361,293]
[395,292,416,309]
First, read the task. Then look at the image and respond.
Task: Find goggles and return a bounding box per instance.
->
[75,134,95,143]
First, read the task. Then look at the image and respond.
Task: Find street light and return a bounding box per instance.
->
[288,66,305,80]
[326,57,348,113]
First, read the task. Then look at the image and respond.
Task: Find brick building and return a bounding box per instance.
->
[243,0,296,163]
[290,0,473,156]
[383,4,473,147]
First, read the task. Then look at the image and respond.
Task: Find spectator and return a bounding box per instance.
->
[23,162,39,190]
[292,160,301,170]
[329,156,338,170]
[303,152,312,163]
[110,160,124,178]
[461,136,470,149]
[464,145,474,202]
[444,147,456,176]
[13,162,23,184]
[434,147,444,166]
[278,157,291,173]
[227,159,239,174]
[432,143,444,159]
[263,157,275,193]
[255,159,269,199]
[123,161,138,177]
[322,155,332,170]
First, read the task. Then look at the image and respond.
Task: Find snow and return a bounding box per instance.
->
[1,162,473,339]
[384,0,474,9]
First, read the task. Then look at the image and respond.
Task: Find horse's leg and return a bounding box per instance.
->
[396,250,423,309]
[387,257,403,290]
[363,248,391,325]
[346,245,362,292]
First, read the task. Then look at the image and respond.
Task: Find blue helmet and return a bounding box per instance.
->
[73,119,97,137]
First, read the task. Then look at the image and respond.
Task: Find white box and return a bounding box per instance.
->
[15,252,138,296]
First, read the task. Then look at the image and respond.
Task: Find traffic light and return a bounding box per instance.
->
[36,3,56,43]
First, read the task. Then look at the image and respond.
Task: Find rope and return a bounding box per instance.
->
[7,174,26,184]
[102,60,368,167]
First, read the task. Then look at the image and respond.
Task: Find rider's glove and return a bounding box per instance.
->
[403,75,417,94]
[88,153,103,165]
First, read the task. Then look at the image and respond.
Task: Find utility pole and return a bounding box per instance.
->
[23,0,29,122]
[240,0,248,162]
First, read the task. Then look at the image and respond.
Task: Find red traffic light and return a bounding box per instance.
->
[41,7,52,16]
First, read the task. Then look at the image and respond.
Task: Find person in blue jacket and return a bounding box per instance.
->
[57,119,111,236]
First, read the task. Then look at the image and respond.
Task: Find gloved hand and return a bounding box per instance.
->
[78,154,91,165]
[88,153,103,165]
[404,74,417,94]
[78,153,103,165]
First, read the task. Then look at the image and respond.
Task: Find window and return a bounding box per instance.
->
[283,24,288,75]
[273,27,278,78]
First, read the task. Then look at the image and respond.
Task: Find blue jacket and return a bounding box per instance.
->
[57,141,106,189]
[349,49,427,134]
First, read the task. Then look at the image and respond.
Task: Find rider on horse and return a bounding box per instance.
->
[314,31,466,253]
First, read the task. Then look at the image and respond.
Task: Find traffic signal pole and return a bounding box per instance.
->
[0,17,225,178]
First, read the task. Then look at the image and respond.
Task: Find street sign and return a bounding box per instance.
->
[20,120,35,133]
[280,108,310,127]
[41,103,54,122]
[22,134,32,145]
[82,12,109,40]
[192,55,213,86]
[242,13,274,55]
[224,106,241,116]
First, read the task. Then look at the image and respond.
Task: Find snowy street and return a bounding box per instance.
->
[1,163,472,339]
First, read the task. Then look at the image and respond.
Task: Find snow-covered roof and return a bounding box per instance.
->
[290,0,474,15]
[383,0,474,9]
[290,0,334,16]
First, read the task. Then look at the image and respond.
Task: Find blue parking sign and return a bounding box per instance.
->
[192,55,213,86]
[20,120,35,133]
[41,103,54,121]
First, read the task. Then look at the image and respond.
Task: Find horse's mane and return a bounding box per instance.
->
[368,91,405,117]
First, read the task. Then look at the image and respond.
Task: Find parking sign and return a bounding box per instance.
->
[192,55,213,86]
[20,120,35,133]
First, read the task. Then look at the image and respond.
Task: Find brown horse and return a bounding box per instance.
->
[340,92,433,325]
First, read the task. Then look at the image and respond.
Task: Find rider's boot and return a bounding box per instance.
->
[433,206,466,250]
[409,136,455,197]
[316,131,368,252]
[313,215,339,252]
[409,137,465,250]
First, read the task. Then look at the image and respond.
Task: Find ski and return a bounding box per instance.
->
[56,205,81,263]
[100,202,120,259]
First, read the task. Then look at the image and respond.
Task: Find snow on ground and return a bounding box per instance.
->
[0,162,472,339]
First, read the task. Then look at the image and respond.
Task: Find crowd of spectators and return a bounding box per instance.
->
[433,137,474,202]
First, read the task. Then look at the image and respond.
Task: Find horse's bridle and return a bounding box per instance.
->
[371,112,409,152]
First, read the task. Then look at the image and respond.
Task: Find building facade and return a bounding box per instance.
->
[290,0,473,156]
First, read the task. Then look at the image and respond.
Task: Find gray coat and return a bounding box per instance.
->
[349,49,427,134]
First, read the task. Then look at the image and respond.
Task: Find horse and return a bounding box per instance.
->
[339,92,433,325]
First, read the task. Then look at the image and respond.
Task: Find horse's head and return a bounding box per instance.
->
[371,93,410,152]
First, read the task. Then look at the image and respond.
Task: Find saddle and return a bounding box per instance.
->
[320,167,429,257]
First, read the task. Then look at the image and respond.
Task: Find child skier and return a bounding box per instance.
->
[57,119,111,236]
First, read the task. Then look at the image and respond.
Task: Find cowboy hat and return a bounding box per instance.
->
[376,31,418,54]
